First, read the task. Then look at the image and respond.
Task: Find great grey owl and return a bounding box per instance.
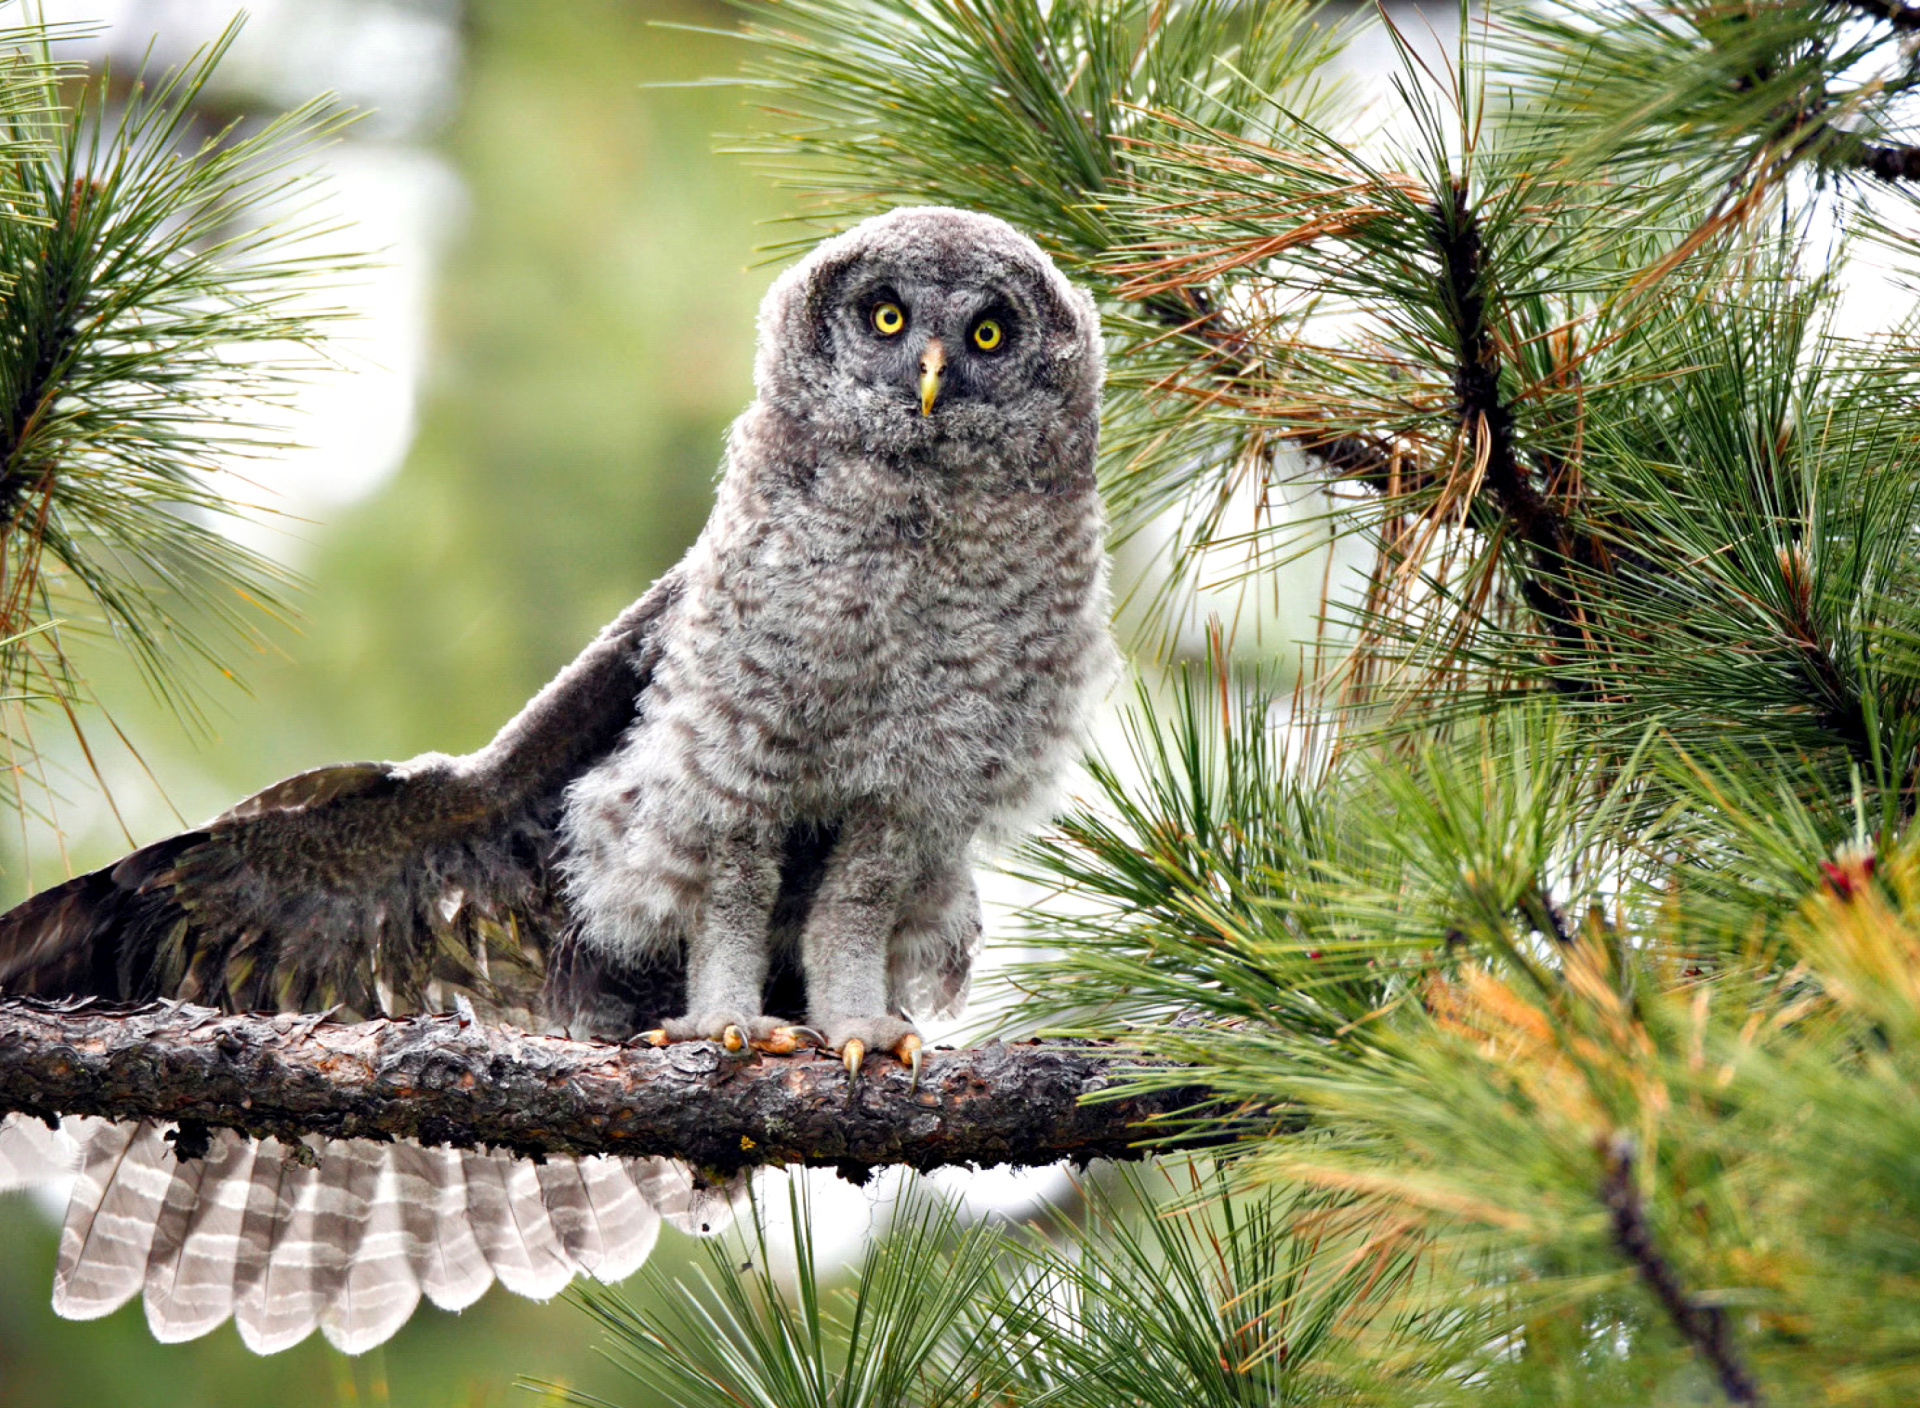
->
[0,207,1115,1353]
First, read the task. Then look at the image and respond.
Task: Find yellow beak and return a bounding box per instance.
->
[919,337,945,416]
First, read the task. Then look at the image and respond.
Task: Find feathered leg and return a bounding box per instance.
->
[642,825,817,1053]
[800,813,925,1082]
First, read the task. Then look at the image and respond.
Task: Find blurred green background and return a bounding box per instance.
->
[0,0,792,1402]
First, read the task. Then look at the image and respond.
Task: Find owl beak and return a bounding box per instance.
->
[918,337,946,416]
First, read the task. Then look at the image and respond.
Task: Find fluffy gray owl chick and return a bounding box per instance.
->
[0,208,1112,1352]
[561,206,1115,1069]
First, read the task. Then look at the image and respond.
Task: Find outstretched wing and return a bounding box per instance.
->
[0,569,684,1034]
[0,570,722,1355]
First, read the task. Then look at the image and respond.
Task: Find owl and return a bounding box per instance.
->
[0,207,1116,1353]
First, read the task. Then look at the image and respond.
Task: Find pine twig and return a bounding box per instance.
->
[1137,290,1404,488]
[1429,183,1586,653]
[1852,138,1920,180]
[0,995,1221,1180]
[1601,1134,1762,1407]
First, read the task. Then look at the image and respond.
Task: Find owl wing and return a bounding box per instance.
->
[0,568,685,1029]
[0,568,726,1355]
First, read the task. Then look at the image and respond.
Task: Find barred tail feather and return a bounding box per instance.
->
[47,1121,726,1352]
[235,1139,329,1354]
[631,1155,735,1236]
[571,1156,661,1282]
[457,1148,574,1301]
[229,1134,297,1342]
[323,1149,422,1354]
[55,1121,173,1319]
[144,1130,255,1343]
[392,1141,493,1311]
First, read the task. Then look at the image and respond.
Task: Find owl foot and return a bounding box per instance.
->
[823,1017,924,1092]
[637,1014,821,1058]
[754,1024,824,1055]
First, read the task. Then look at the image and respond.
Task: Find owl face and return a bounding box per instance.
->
[755,208,1102,472]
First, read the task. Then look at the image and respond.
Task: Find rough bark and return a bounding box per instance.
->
[0,996,1218,1180]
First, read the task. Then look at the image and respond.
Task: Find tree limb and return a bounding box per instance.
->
[0,995,1220,1182]
[1428,181,1598,675]
[1601,1133,1762,1406]
[1852,138,1920,181]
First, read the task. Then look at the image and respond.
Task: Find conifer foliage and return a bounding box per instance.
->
[573,1,1920,1404]
[0,21,349,833]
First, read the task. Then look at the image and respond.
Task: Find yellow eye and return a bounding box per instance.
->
[972,318,1004,351]
[872,302,905,336]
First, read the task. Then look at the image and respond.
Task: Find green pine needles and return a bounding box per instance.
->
[547,1169,1431,1408]
[0,19,353,842]
[535,0,1920,1404]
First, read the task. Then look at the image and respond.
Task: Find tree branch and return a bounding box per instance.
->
[1852,138,1920,181]
[0,996,1219,1182]
[1428,181,1597,674]
[1601,1134,1762,1406]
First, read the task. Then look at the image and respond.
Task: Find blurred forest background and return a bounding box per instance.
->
[0,1,798,1402]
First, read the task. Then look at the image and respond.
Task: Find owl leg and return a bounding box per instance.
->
[800,814,925,1086]
[887,855,982,1024]
[639,828,817,1054]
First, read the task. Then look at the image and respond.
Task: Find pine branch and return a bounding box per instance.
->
[1428,181,1596,682]
[1851,137,1920,179]
[0,22,357,820]
[1601,1135,1763,1407]
[0,996,1222,1179]
[1135,290,1403,489]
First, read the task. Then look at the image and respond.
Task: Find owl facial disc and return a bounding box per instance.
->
[754,205,1102,469]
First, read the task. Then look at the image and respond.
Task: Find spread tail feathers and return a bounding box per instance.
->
[36,1117,729,1354]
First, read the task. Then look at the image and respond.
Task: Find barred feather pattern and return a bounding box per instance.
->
[20,1113,724,1354]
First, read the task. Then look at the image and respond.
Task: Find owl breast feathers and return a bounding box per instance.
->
[0,207,1115,1353]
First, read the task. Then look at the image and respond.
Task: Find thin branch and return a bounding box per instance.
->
[1601,1134,1763,1407]
[1428,181,1594,672]
[1851,137,1920,180]
[1137,289,1404,487]
[0,995,1222,1181]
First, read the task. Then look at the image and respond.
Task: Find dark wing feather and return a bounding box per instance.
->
[0,570,685,1033]
[5,568,749,1355]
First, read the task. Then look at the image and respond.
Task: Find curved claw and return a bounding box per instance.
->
[722,1025,748,1054]
[896,1033,923,1092]
[639,1029,668,1048]
[754,1025,824,1055]
[842,1038,866,1079]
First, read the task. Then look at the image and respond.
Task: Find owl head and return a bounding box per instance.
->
[754,207,1102,472]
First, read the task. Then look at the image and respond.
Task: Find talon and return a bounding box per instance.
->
[842,1038,865,1078]
[722,1025,747,1054]
[753,1025,824,1055]
[639,1029,668,1048]
[896,1034,923,1092]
